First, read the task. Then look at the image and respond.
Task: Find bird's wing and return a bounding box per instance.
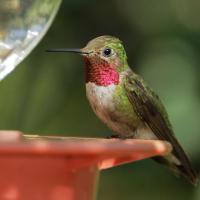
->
[124,71,197,180]
[124,71,175,141]
[125,72,189,163]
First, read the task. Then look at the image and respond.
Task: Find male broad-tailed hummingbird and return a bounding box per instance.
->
[48,35,198,185]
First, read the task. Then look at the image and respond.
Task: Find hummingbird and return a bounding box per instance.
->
[47,35,198,185]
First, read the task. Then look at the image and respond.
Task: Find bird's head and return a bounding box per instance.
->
[48,35,129,86]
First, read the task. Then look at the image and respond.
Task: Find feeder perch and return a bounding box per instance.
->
[0,131,172,200]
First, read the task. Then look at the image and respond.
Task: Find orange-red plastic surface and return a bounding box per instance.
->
[0,131,172,200]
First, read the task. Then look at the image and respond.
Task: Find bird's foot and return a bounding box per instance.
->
[106,134,134,140]
[106,134,120,139]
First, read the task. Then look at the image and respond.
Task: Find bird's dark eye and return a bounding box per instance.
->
[103,48,112,57]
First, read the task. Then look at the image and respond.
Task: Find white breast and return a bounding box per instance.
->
[85,82,158,137]
[86,82,116,125]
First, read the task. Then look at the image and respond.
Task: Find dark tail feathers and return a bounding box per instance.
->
[153,135,198,186]
[154,155,198,186]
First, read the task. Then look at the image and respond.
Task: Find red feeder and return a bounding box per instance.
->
[0,131,172,200]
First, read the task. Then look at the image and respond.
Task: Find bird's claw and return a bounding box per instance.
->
[106,134,134,140]
[106,134,120,139]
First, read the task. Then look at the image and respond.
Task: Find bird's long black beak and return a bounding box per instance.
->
[46,48,89,55]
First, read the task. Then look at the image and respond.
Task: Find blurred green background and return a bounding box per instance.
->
[1,0,200,199]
